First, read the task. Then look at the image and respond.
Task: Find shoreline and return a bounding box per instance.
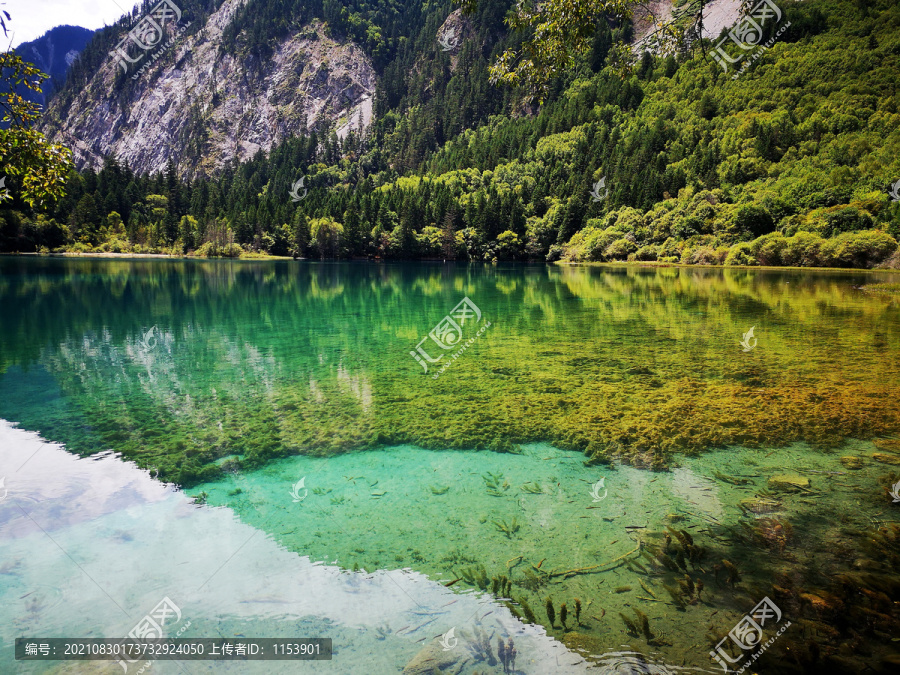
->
[4,251,900,273]
[11,251,295,261]
[0,251,900,273]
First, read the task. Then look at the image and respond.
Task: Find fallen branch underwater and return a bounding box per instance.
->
[536,543,644,581]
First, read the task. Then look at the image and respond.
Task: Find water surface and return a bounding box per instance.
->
[2,257,900,673]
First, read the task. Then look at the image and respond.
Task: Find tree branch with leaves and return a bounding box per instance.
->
[0,51,73,208]
[632,0,708,57]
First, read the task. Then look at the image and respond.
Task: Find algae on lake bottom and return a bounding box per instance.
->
[2,261,900,486]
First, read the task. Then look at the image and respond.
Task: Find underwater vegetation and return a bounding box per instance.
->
[862,283,900,295]
[491,517,520,539]
[730,517,792,553]
[188,437,900,672]
[684,460,900,674]
[496,636,517,674]
[7,247,900,675]
[482,472,510,497]
[619,607,654,642]
[174,429,899,674]
[458,565,490,591]
[6,261,900,487]
[465,626,501,668]
[515,596,537,625]
[720,520,900,674]
[29,323,900,487]
[490,575,513,598]
[519,567,547,592]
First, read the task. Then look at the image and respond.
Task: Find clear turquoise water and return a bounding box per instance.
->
[0,422,601,674]
[2,257,900,673]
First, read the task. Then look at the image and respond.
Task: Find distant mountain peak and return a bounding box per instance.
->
[14,25,94,106]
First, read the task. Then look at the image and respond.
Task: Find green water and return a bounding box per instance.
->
[193,439,900,671]
[3,258,900,484]
[3,256,900,673]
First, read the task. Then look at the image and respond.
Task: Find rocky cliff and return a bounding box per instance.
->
[436,9,476,72]
[40,0,376,178]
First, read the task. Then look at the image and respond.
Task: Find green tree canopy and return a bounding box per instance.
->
[0,51,73,208]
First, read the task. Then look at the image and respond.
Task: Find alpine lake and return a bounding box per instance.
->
[2,256,900,674]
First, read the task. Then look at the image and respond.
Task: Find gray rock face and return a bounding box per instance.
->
[41,0,376,179]
[436,9,475,72]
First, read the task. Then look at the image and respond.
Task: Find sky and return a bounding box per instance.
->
[6,0,132,48]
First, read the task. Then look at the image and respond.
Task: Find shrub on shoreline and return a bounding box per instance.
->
[728,230,898,268]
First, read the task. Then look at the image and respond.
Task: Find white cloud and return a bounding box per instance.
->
[6,0,135,48]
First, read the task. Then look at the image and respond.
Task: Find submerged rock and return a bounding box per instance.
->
[768,474,811,492]
[402,639,461,675]
[840,456,864,469]
[872,453,900,465]
[740,497,782,514]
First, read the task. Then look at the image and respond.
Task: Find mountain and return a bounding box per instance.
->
[6,0,900,269]
[40,0,378,178]
[14,25,94,107]
[38,0,441,178]
[38,0,511,179]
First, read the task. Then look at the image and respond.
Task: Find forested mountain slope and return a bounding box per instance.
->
[4,0,900,270]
